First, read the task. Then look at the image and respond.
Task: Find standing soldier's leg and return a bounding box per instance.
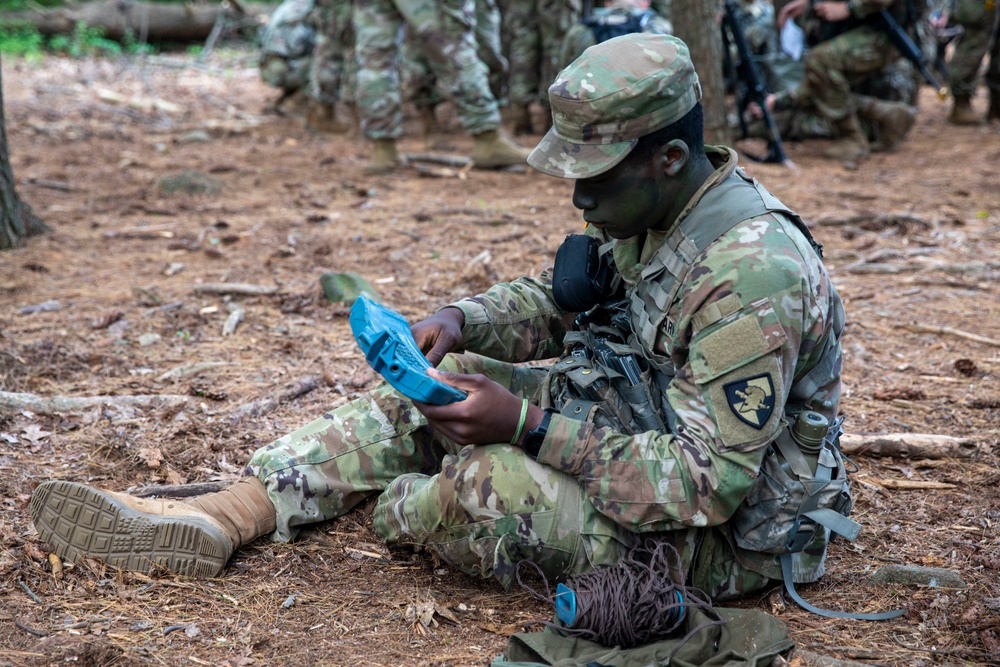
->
[475,0,509,103]
[505,0,543,135]
[536,0,579,130]
[307,0,351,133]
[398,0,531,167]
[354,0,407,172]
[985,3,1000,121]
[948,0,996,124]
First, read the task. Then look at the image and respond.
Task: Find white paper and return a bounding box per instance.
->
[780,20,806,61]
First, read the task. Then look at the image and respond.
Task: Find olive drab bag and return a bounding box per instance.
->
[490,607,794,667]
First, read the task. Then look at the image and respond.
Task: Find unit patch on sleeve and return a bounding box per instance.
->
[723,373,775,429]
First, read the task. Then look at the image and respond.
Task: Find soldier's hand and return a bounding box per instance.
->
[411,307,465,367]
[415,369,543,446]
[813,1,851,22]
[777,0,809,27]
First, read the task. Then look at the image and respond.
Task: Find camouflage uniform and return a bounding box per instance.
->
[249,34,846,599]
[259,0,317,95]
[948,0,1000,101]
[308,0,357,105]
[777,0,911,121]
[353,0,501,139]
[558,0,673,71]
[505,0,581,110]
[401,0,508,112]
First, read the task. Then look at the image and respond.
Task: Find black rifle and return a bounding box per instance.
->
[873,9,948,99]
[721,0,788,164]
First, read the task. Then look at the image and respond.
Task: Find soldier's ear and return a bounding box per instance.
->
[661,139,690,177]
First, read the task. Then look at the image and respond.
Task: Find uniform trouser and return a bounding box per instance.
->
[402,0,507,109]
[505,0,578,107]
[308,0,357,104]
[794,26,898,121]
[353,0,500,139]
[246,353,770,599]
[949,0,1000,98]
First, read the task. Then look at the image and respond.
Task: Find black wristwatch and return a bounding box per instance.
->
[521,409,556,458]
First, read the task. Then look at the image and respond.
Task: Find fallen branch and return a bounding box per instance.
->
[22,177,72,192]
[131,481,229,498]
[228,376,320,423]
[222,306,244,336]
[899,324,1000,347]
[874,479,957,490]
[156,361,234,382]
[193,283,279,296]
[812,212,934,229]
[0,391,188,414]
[839,433,978,459]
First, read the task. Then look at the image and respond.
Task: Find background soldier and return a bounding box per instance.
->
[945,0,1000,124]
[353,0,530,173]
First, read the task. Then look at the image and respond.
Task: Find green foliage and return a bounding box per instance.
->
[0,23,43,57]
[0,21,158,57]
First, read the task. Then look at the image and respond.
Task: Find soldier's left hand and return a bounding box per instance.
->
[813,1,851,22]
[414,369,535,446]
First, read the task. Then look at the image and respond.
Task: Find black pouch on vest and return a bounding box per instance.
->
[552,234,615,313]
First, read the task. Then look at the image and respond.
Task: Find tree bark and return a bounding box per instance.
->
[1,54,48,250]
[1,0,229,42]
[670,0,729,146]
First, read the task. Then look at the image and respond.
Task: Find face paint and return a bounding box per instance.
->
[572,147,675,240]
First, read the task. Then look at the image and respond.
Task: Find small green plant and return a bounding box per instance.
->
[0,23,44,57]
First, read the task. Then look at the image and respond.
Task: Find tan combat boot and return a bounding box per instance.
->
[509,104,533,136]
[856,96,917,153]
[364,138,402,174]
[471,129,532,169]
[30,477,275,578]
[824,114,870,161]
[948,95,982,125]
[306,100,352,134]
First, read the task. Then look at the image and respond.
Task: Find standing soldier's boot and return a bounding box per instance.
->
[948,95,982,125]
[855,95,917,153]
[471,129,531,169]
[824,114,870,161]
[988,92,1000,122]
[30,477,276,578]
[365,138,402,174]
[509,104,533,135]
[306,100,352,133]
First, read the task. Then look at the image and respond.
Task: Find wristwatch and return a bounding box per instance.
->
[521,409,556,458]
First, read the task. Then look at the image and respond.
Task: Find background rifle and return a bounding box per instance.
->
[874,9,948,99]
[721,0,788,164]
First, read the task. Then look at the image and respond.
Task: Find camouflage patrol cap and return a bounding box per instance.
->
[527,33,702,179]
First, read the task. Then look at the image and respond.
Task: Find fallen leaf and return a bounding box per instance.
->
[184,623,200,638]
[1,432,19,444]
[21,424,52,447]
[91,310,125,329]
[138,448,163,469]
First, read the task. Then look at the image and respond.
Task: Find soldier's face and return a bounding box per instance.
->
[571,147,674,240]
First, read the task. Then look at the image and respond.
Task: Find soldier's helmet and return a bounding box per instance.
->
[528,33,701,180]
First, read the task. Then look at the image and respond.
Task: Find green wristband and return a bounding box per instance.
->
[510,399,529,445]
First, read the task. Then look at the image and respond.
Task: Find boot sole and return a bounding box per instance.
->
[30,481,231,578]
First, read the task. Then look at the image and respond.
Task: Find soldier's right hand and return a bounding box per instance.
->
[411,307,465,367]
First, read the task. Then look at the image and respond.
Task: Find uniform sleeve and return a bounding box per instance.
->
[447,269,579,363]
[534,215,842,532]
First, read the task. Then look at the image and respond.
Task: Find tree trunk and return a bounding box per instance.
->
[1,0,252,43]
[0,54,48,250]
[670,0,729,146]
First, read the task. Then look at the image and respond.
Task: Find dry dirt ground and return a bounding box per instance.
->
[1,48,999,667]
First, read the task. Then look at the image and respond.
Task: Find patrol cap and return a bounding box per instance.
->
[527,33,702,180]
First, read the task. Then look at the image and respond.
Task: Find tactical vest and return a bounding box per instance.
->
[545,167,901,620]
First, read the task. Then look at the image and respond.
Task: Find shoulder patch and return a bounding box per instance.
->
[723,373,775,430]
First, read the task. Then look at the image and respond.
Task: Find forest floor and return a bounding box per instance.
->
[1,48,999,667]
